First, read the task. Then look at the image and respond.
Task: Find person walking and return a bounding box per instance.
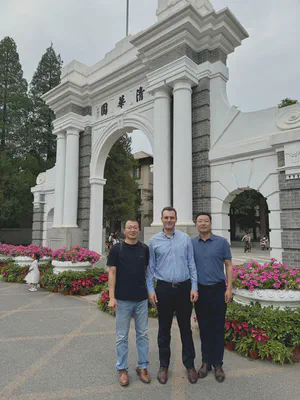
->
[192,213,233,383]
[147,207,198,385]
[107,219,150,387]
[242,232,251,253]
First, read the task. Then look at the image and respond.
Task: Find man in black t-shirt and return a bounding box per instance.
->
[107,219,150,387]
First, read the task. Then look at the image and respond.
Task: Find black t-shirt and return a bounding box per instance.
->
[107,241,149,301]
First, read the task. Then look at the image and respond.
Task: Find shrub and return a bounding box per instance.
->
[226,302,300,363]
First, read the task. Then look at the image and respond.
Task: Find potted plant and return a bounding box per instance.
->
[52,246,101,275]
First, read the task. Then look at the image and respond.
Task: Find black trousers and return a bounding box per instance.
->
[156,279,195,369]
[194,281,227,367]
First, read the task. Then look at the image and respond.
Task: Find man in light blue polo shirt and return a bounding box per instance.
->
[192,212,233,383]
[147,207,198,385]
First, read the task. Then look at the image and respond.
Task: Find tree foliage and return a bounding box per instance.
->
[278,98,298,108]
[28,43,63,167]
[104,135,140,227]
[0,37,28,154]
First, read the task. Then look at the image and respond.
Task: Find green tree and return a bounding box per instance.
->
[104,135,140,229]
[28,43,63,168]
[278,98,298,108]
[0,37,28,153]
[0,152,41,229]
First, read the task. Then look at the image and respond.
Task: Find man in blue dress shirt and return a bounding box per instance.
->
[146,207,199,385]
[192,212,233,383]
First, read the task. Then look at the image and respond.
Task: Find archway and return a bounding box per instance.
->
[229,190,269,245]
[89,114,154,254]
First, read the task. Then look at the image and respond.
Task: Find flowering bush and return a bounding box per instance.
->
[52,245,100,264]
[225,302,300,363]
[0,243,52,258]
[40,268,107,295]
[1,262,53,283]
[233,259,300,292]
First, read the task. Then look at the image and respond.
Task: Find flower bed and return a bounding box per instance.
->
[225,302,300,364]
[233,259,300,291]
[0,244,52,259]
[52,246,100,264]
[1,262,53,283]
[233,260,300,309]
[40,269,108,295]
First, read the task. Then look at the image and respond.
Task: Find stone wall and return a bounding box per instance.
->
[77,127,92,248]
[191,77,211,219]
[278,152,300,267]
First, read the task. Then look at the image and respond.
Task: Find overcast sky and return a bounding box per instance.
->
[1,0,300,154]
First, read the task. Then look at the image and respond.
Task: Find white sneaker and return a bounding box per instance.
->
[29,287,37,292]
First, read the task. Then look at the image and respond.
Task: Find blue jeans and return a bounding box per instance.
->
[116,299,149,371]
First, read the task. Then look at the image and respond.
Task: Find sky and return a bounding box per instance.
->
[1,0,300,155]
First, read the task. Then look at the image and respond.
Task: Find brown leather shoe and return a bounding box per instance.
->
[157,367,168,384]
[198,363,212,378]
[187,367,198,384]
[119,369,129,386]
[214,365,225,383]
[136,368,151,383]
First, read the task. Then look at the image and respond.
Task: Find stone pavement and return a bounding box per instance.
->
[231,247,271,266]
[0,281,299,400]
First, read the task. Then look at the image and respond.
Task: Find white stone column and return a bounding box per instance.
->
[89,178,106,254]
[63,127,80,227]
[152,88,172,226]
[173,80,194,225]
[53,131,66,227]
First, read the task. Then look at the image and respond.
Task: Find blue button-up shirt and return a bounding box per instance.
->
[192,233,232,285]
[146,230,198,293]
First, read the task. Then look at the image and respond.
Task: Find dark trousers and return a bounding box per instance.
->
[194,281,227,367]
[156,279,195,369]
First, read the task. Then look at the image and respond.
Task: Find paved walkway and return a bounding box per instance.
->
[0,281,299,400]
[231,247,271,266]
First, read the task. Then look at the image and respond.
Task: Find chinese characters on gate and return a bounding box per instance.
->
[98,86,145,116]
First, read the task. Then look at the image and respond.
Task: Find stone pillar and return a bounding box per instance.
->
[192,77,211,217]
[32,193,45,245]
[63,127,80,227]
[152,89,172,225]
[89,178,106,254]
[173,80,194,225]
[53,131,66,227]
[78,127,92,249]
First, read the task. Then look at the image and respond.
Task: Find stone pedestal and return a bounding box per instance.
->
[47,227,83,251]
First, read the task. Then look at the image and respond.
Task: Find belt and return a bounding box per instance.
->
[198,280,225,289]
[157,279,190,288]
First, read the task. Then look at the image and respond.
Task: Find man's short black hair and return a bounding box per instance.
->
[161,207,177,218]
[195,212,212,223]
[124,219,140,229]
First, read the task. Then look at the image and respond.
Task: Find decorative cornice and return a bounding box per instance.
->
[52,112,86,135]
[131,4,248,67]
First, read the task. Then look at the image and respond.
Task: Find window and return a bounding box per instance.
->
[134,166,141,180]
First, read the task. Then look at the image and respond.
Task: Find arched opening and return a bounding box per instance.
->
[103,131,153,243]
[89,114,154,254]
[47,208,54,232]
[229,189,269,247]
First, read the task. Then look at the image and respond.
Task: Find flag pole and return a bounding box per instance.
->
[126,0,129,36]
